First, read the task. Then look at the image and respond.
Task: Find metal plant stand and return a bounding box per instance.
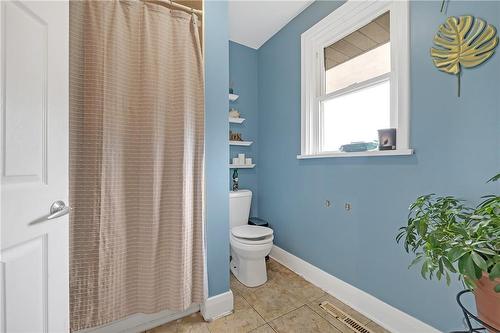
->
[450,290,499,333]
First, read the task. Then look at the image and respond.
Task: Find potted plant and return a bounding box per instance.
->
[396,174,500,330]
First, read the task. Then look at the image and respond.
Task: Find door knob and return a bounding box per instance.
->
[47,200,70,220]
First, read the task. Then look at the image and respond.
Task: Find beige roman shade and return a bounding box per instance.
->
[324,12,390,70]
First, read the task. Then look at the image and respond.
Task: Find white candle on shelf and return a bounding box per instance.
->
[245,158,252,165]
[238,154,245,165]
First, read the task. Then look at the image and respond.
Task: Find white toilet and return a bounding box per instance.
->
[230,190,273,287]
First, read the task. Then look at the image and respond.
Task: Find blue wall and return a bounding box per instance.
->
[257,1,499,331]
[205,0,230,297]
[229,41,259,216]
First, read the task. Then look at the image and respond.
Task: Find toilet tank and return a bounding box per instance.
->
[229,190,252,229]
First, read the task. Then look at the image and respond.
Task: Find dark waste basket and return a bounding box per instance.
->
[248,217,269,227]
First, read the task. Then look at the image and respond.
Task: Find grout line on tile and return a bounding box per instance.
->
[241,295,269,327]
[268,323,279,333]
[268,303,304,324]
[252,303,268,324]
[230,283,271,327]
[256,323,279,333]
[265,304,306,325]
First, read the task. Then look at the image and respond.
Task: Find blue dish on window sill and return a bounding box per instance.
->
[339,141,378,152]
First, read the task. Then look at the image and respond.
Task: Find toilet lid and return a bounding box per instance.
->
[231,225,273,239]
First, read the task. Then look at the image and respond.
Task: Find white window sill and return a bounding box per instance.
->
[297,149,414,159]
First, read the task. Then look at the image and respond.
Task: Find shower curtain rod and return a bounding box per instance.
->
[144,0,203,16]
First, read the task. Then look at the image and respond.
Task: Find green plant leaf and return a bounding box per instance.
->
[464,276,477,290]
[438,258,444,275]
[471,252,488,271]
[396,230,405,243]
[421,261,429,280]
[409,255,423,269]
[458,253,468,273]
[490,263,500,279]
[417,219,428,237]
[495,284,500,293]
[475,247,496,256]
[474,261,484,280]
[459,253,480,280]
[448,247,467,262]
[442,257,457,273]
[487,173,500,183]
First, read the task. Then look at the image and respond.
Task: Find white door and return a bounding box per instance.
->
[0,1,69,332]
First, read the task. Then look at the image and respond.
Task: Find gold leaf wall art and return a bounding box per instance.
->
[430,15,498,97]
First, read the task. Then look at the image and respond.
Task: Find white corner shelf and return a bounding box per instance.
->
[296,149,414,159]
[229,117,245,124]
[229,94,239,102]
[230,140,253,146]
[229,164,255,169]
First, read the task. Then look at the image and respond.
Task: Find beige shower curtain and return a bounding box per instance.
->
[69,1,205,331]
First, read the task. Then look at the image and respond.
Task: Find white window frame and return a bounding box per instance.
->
[299,0,412,159]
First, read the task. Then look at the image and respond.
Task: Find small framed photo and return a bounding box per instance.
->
[378,128,396,150]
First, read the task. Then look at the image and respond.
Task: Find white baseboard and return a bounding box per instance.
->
[201,290,234,321]
[270,246,440,333]
[76,304,200,333]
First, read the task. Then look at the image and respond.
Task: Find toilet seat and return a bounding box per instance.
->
[231,225,274,245]
[231,233,274,245]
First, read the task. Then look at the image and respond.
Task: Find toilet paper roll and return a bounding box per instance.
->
[245,158,252,165]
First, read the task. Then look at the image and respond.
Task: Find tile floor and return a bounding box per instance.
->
[146,259,390,333]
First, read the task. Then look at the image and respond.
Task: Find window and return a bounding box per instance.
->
[300,1,411,158]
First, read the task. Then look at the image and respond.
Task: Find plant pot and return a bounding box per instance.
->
[473,273,500,331]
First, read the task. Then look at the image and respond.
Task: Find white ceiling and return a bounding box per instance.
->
[228,1,313,49]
